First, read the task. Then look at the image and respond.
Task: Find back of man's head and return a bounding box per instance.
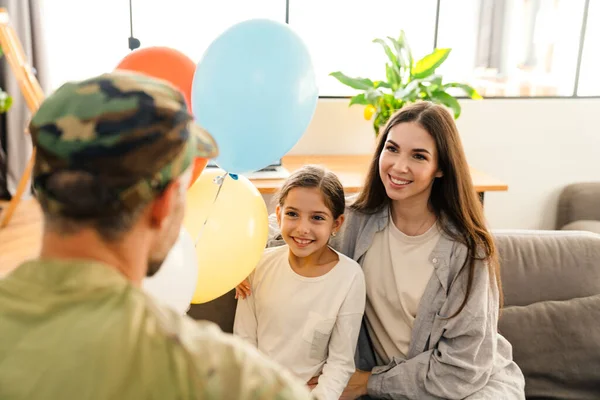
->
[29,71,217,241]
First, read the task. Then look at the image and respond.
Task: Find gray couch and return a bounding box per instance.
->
[495,230,600,399]
[557,182,600,234]
[188,230,600,400]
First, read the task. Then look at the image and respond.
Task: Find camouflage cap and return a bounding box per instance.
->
[29,71,218,215]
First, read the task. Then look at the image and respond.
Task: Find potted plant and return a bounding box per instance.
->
[330,30,481,135]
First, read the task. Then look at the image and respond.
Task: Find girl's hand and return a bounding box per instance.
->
[306,374,320,390]
[340,370,371,400]
[234,279,252,299]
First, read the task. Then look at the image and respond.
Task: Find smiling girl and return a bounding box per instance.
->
[233,165,366,400]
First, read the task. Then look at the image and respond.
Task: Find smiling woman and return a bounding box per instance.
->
[331,101,525,399]
[378,122,444,230]
[353,101,498,314]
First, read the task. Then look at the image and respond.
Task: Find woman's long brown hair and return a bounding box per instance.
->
[352,101,502,317]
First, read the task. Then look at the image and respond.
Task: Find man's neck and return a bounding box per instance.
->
[40,228,149,285]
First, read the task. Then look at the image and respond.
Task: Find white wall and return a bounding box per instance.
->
[284,98,600,230]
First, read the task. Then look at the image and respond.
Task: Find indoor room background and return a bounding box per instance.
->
[39,0,600,230]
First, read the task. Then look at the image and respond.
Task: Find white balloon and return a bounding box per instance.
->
[142,228,198,315]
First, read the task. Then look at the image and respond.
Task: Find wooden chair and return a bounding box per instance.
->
[0,8,44,228]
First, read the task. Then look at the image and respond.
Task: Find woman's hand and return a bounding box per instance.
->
[234,279,251,299]
[340,370,371,400]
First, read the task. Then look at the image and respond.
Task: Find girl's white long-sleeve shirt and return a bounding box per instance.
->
[233,245,366,400]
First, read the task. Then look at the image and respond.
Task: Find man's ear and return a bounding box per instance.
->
[150,181,180,229]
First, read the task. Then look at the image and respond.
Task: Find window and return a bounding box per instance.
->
[39,0,599,98]
[437,0,587,97]
[40,0,130,91]
[132,0,285,62]
[289,0,438,96]
[577,0,599,96]
[40,0,285,91]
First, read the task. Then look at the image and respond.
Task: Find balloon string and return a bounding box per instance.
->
[193,174,227,246]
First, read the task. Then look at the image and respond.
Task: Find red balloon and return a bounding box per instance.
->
[189,157,208,189]
[116,47,196,110]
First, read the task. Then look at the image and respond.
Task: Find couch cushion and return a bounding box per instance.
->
[499,294,600,400]
[561,220,600,234]
[187,288,237,333]
[192,230,600,332]
[493,230,600,307]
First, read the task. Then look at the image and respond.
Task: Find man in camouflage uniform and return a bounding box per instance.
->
[0,72,313,400]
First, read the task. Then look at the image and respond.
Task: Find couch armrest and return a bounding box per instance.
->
[493,229,600,307]
[561,220,600,234]
[556,182,600,229]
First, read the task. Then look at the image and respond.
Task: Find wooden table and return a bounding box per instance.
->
[252,155,508,200]
[0,155,507,277]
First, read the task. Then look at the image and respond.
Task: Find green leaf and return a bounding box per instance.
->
[382,93,397,106]
[329,72,375,90]
[349,94,368,106]
[430,91,461,118]
[421,83,434,99]
[424,74,443,87]
[373,111,386,135]
[442,82,483,99]
[398,30,413,67]
[387,32,412,83]
[412,48,451,79]
[394,79,421,102]
[374,80,392,89]
[386,64,401,90]
[373,38,399,71]
[386,37,403,61]
[386,36,407,70]
[417,75,443,95]
[365,88,383,103]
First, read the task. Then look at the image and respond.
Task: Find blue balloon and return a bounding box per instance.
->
[192,19,318,174]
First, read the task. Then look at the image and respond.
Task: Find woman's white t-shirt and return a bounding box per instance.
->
[362,219,441,364]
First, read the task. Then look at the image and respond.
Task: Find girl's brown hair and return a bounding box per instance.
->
[352,101,502,316]
[276,165,345,219]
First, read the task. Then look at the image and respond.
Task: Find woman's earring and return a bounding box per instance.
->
[331,232,337,237]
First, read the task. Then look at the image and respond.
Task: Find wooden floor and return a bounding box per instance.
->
[0,198,42,277]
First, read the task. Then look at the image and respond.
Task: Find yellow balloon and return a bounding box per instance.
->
[183,169,268,304]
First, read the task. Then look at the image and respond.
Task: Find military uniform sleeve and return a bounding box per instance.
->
[182,320,314,400]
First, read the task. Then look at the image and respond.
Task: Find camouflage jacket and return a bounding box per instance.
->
[0,259,314,400]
